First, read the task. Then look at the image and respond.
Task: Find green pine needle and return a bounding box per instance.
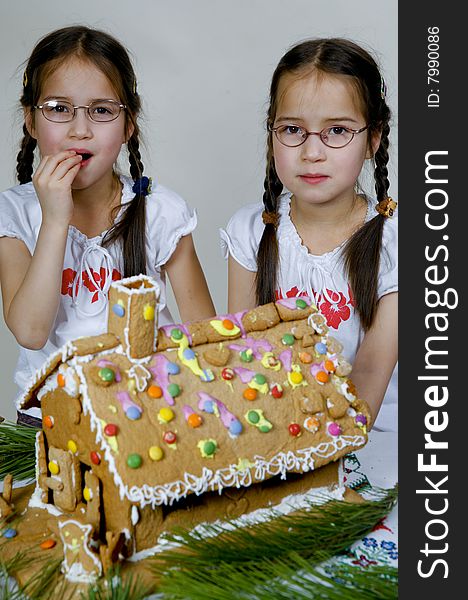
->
[151,486,397,570]
[0,421,38,480]
[83,567,157,600]
[150,487,397,600]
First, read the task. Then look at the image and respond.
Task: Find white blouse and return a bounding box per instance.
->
[0,175,196,415]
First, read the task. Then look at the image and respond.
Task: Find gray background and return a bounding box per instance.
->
[0,0,397,420]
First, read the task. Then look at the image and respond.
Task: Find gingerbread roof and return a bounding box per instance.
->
[20,277,370,508]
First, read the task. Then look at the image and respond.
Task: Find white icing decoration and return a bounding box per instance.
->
[131,505,139,525]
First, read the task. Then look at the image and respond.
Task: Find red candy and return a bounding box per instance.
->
[104,423,118,437]
[271,384,283,399]
[90,451,101,465]
[163,431,177,444]
[288,423,301,437]
[222,368,234,380]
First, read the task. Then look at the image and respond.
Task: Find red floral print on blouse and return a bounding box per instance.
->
[61,268,121,302]
[319,289,351,329]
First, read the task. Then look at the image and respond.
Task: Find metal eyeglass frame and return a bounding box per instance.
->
[269,124,369,148]
[32,99,127,123]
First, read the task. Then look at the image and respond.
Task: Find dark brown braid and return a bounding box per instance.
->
[103,133,147,276]
[16,125,36,184]
[258,38,393,330]
[255,142,284,305]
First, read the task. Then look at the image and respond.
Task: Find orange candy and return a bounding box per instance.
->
[316,371,329,383]
[148,384,163,399]
[40,539,56,550]
[243,388,257,401]
[188,413,202,428]
[43,415,54,429]
[324,360,335,373]
[57,373,65,387]
[222,319,234,330]
[299,352,313,364]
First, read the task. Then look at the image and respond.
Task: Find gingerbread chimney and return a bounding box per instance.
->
[107,275,160,359]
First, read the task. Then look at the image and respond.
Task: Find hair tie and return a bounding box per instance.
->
[375,197,397,218]
[22,71,28,88]
[262,210,279,228]
[380,75,387,100]
[132,176,152,196]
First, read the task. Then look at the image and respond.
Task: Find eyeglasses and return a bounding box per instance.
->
[269,124,369,148]
[33,99,126,123]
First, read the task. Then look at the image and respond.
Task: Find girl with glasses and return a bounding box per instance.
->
[221,38,397,431]
[0,26,215,426]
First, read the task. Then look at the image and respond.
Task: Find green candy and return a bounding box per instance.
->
[203,441,217,456]
[240,350,253,362]
[247,411,260,424]
[168,383,181,397]
[282,333,295,346]
[259,425,271,433]
[171,328,183,340]
[254,373,266,385]
[296,298,307,309]
[127,453,142,469]
[98,367,115,382]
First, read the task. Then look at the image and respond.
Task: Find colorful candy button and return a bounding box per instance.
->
[40,539,56,549]
[149,446,164,461]
[240,350,253,362]
[112,303,125,317]
[67,440,78,453]
[171,328,183,340]
[288,423,301,437]
[127,454,142,469]
[163,431,177,444]
[44,415,54,429]
[328,422,342,437]
[315,342,327,355]
[187,413,202,428]
[57,373,65,387]
[202,440,217,456]
[271,384,283,399]
[90,451,101,465]
[83,487,92,502]
[99,367,115,382]
[104,423,118,437]
[243,388,257,401]
[143,304,155,321]
[296,298,308,309]
[304,416,320,433]
[148,384,163,399]
[222,319,234,330]
[355,414,368,427]
[299,352,313,364]
[247,410,260,424]
[282,333,295,346]
[254,373,266,385]
[159,407,175,423]
[48,461,59,475]
[126,406,142,420]
[316,371,329,383]
[229,420,243,436]
[167,362,180,375]
[3,528,17,539]
[324,360,335,373]
[183,348,196,360]
[222,367,235,380]
[168,383,181,398]
[290,371,303,384]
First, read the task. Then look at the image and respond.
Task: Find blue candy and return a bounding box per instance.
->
[3,528,17,539]
[112,303,125,318]
[166,362,180,375]
[183,348,195,360]
[229,420,243,436]
[315,342,327,354]
[126,406,142,420]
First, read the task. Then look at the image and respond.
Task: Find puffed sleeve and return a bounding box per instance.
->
[378,213,398,298]
[145,184,198,269]
[0,184,41,254]
[219,202,265,272]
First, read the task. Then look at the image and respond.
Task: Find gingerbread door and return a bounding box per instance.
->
[44,446,82,512]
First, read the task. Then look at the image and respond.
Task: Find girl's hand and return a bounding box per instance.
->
[32,150,82,226]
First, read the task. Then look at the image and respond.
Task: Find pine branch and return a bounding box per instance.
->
[0,421,38,480]
[151,486,397,571]
[83,567,157,600]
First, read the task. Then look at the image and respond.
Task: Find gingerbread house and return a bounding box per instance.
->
[17,275,370,578]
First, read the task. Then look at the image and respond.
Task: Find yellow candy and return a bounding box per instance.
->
[48,461,59,475]
[83,487,92,502]
[159,407,174,423]
[143,304,155,321]
[149,446,164,461]
[290,371,303,384]
[67,440,78,454]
